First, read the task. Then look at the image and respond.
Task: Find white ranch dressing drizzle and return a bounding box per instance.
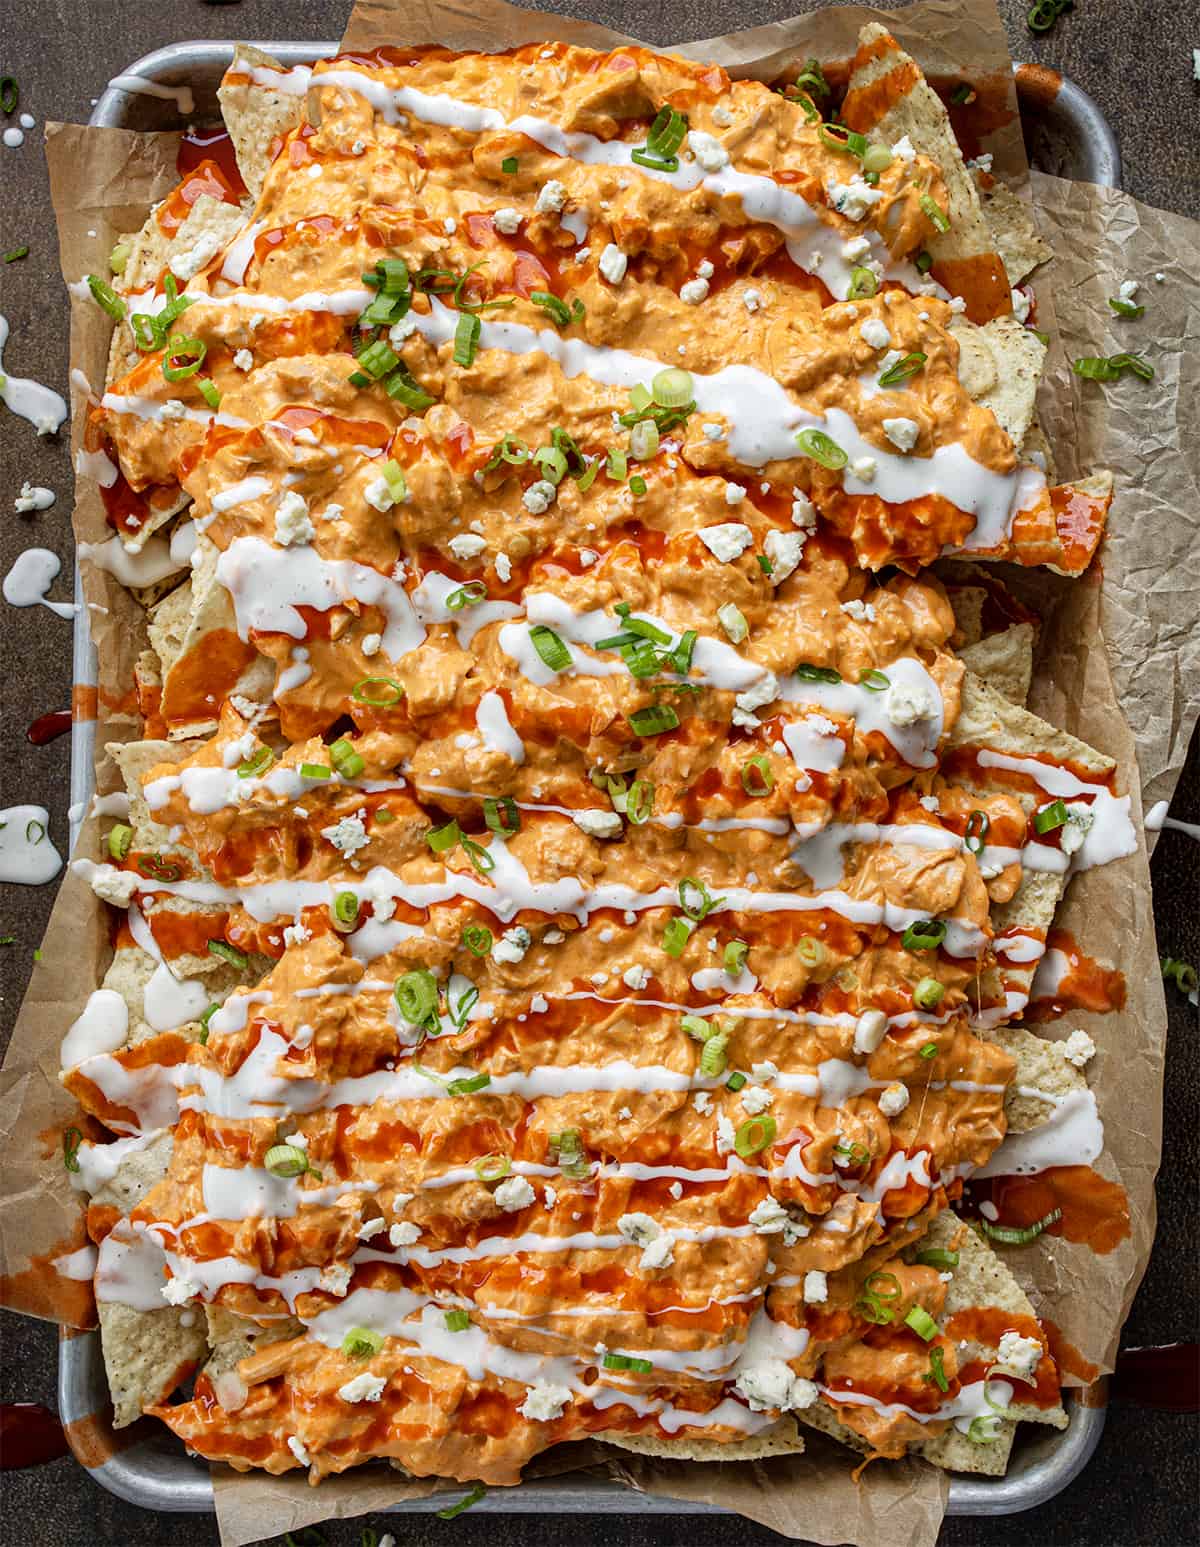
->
[0,314,69,433]
[3,548,77,618]
[108,75,195,113]
[975,748,1137,873]
[99,389,249,431]
[1145,799,1200,843]
[54,1244,100,1281]
[0,804,63,884]
[974,1087,1104,1178]
[475,690,526,763]
[78,524,193,587]
[69,1129,166,1195]
[127,900,211,1032]
[310,67,936,303]
[75,446,119,487]
[60,989,129,1069]
[778,657,944,768]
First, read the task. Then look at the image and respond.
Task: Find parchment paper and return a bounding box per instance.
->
[1,0,1198,1541]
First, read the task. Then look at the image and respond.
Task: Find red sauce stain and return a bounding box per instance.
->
[1026,927,1127,1022]
[1112,1343,1199,1412]
[964,1165,1131,1254]
[945,1306,1062,1407]
[0,1404,69,1469]
[26,709,72,746]
[72,684,99,723]
[928,253,1012,324]
[1041,1318,1101,1385]
[176,127,247,196]
[156,158,243,237]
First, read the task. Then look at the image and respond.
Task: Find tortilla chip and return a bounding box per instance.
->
[841,25,1010,323]
[86,1130,174,1213]
[948,585,986,648]
[99,1297,207,1428]
[950,316,1045,445]
[1020,420,1057,484]
[218,44,308,198]
[948,671,1114,776]
[959,622,1035,706]
[603,1417,803,1462]
[977,177,1052,287]
[991,1024,1088,1130]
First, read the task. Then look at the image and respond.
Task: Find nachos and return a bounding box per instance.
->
[61,30,1135,1489]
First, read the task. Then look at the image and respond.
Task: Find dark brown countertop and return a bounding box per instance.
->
[1,1,1196,1543]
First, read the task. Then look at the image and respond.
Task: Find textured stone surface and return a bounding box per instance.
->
[0,1,1195,1542]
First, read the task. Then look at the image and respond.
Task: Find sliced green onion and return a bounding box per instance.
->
[861,142,893,174]
[913,977,945,1011]
[330,738,364,779]
[473,1153,512,1181]
[394,968,438,1025]
[629,419,660,461]
[865,1271,901,1301]
[444,1309,471,1332]
[332,891,360,931]
[380,459,407,503]
[453,310,481,367]
[651,367,694,407]
[357,339,400,379]
[196,378,221,410]
[724,939,749,975]
[915,250,934,274]
[461,837,494,877]
[352,677,404,707]
[680,1013,714,1042]
[501,156,518,174]
[628,474,647,496]
[978,1208,1062,1245]
[834,1138,871,1168]
[199,1003,219,1031]
[1072,352,1154,382]
[855,1292,895,1325]
[919,193,951,233]
[601,1351,650,1372]
[1034,799,1069,834]
[446,1072,492,1096]
[462,923,494,957]
[795,662,842,683]
[530,290,572,327]
[756,554,773,577]
[264,1143,309,1179]
[796,427,847,469]
[698,1033,729,1078]
[964,809,989,855]
[901,919,946,952]
[4,246,29,263]
[916,1247,959,1269]
[679,876,722,921]
[438,1485,487,1519]
[1162,957,1199,994]
[383,364,435,411]
[236,745,273,779]
[919,1040,939,1059]
[726,1071,748,1092]
[86,274,125,321]
[107,822,133,860]
[606,448,628,482]
[818,123,868,159]
[162,335,206,382]
[340,1326,383,1358]
[797,936,826,966]
[794,58,829,99]
[741,756,774,797]
[717,602,748,644]
[847,266,879,299]
[530,624,571,671]
[904,1305,938,1341]
[533,445,569,485]
[734,1115,776,1158]
[1107,296,1144,319]
[858,668,890,691]
[427,820,461,854]
[299,762,332,780]
[662,917,692,957]
[627,704,679,737]
[62,1126,82,1173]
[135,851,183,882]
[878,351,928,387]
[925,1345,949,1392]
[483,795,520,835]
[208,939,249,969]
[484,434,529,471]
[447,582,487,611]
[968,1414,1002,1444]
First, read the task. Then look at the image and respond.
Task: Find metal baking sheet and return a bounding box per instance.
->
[61,35,1113,1517]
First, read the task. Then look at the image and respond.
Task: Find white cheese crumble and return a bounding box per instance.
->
[572,808,623,839]
[599,243,628,285]
[519,1381,572,1421]
[892,134,916,163]
[169,233,222,281]
[688,129,730,171]
[493,207,521,234]
[321,814,369,857]
[494,1175,536,1211]
[712,102,734,126]
[160,399,187,420]
[89,865,140,907]
[1011,287,1031,324]
[828,176,883,221]
[715,1113,737,1155]
[618,1212,661,1247]
[337,1372,387,1404]
[860,317,892,349]
[724,482,748,505]
[763,529,805,583]
[803,1269,828,1304]
[522,479,557,514]
[748,1196,790,1234]
[840,598,876,622]
[680,277,710,305]
[363,475,397,512]
[693,1090,713,1115]
[878,1081,910,1117]
[389,1220,421,1248]
[320,1262,353,1297]
[493,926,531,964]
[274,490,314,547]
[853,1008,889,1055]
[494,552,512,582]
[622,964,650,990]
[996,1330,1043,1382]
[740,1085,774,1116]
[233,348,253,371]
[534,180,568,215]
[702,421,726,441]
[287,1435,311,1465]
[448,532,487,561]
[697,522,753,562]
[791,492,817,529]
[850,455,877,482]
[1062,1029,1096,1067]
[161,1274,199,1306]
[361,632,381,657]
[735,1361,818,1412]
[883,416,920,453]
[743,287,763,313]
[357,1216,386,1240]
[886,679,937,726]
[282,922,312,948]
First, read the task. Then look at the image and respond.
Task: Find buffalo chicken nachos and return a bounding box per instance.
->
[61,27,1135,1491]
